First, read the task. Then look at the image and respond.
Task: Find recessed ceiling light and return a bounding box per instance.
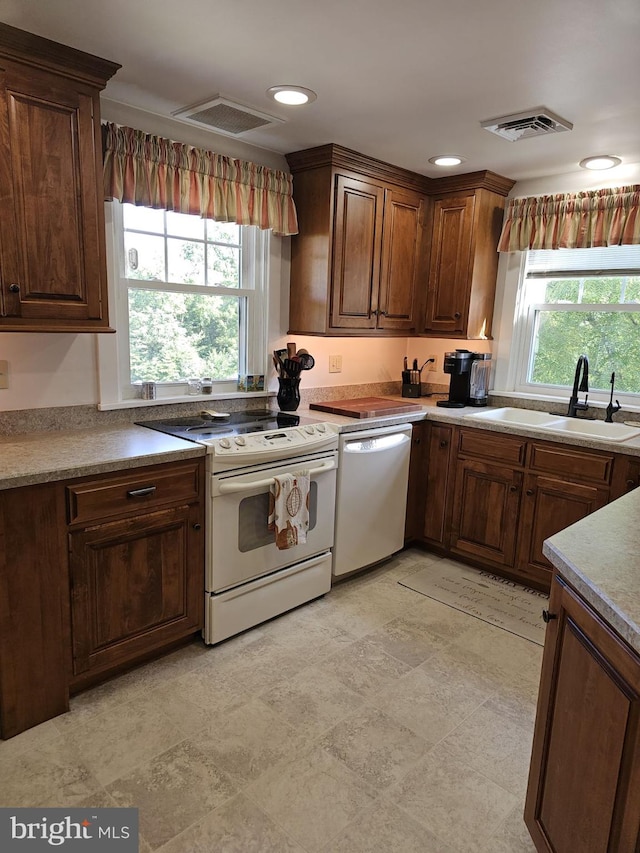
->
[429,155,464,167]
[579,155,622,171]
[266,86,317,106]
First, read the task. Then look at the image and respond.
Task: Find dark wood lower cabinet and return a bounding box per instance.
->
[450,457,522,568]
[406,424,628,592]
[516,474,608,588]
[69,504,203,680]
[0,482,69,739]
[0,458,205,738]
[526,576,640,852]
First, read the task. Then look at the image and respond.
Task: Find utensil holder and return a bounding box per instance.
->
[277,377,301,411]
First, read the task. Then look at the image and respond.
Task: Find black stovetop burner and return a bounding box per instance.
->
[137,409,301,442]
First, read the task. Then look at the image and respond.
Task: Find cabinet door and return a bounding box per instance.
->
[516,474,607,588]
[421,423,455,548]
[423,194,475,335]
[377,187,426,332]
[526,578,640,852]
[0,62,108,329]
[330,175,384,329]
[450,457,521,567]
[69,504,203,678]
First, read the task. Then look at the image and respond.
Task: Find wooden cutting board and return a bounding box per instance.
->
[309,397,422,418]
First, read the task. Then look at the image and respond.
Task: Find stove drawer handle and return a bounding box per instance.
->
[217,459,336,494]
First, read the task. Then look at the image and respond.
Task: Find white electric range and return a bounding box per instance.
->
[140,410,340,643]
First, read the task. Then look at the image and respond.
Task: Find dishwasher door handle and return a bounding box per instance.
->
[343,432,411,453]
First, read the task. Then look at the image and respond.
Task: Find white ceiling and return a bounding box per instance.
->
[4,0,640,182]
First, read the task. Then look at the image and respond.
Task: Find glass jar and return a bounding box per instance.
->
[200,377,213,394]
[187,378,202,395]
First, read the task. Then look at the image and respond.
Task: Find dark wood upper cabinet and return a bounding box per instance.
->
[0,23,120,332]
[423,181,514,339]
[286,145,513,338]
[286,144,430,336]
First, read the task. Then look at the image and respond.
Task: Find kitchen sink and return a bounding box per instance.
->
[464,407,640,443]
[542,418,640,442]
[464,408,563,428]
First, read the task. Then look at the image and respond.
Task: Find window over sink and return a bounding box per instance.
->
[502,244,640,407]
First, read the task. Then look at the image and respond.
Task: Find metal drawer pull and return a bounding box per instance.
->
[542,609,557,623]
[126,486,157,498]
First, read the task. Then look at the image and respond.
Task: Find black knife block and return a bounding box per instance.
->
[402,383,421,398]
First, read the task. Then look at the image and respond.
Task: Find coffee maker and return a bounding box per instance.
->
[436,350,492,408]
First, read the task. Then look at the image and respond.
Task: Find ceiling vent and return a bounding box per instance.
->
[172,95,285,136]
[481,107,573,142]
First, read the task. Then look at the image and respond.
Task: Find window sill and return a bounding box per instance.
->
[97,390,275,411]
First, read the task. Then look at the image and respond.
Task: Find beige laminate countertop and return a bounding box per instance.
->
[4,397,640,491]
[543,490,640,655]
[0,424,205,491]
[301,398,640,458]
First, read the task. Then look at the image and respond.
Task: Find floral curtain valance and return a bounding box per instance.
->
[498,185,640,252]
[102,122,298,236]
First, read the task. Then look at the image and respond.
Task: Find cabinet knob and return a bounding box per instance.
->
[439,440,448,448]
[454,312,461,319]
[627,479,637,490]
[193,523,202,531]
[526,488,534,496]
[8,283,20,293]
[509,484,519,492]
[542,609,557,623]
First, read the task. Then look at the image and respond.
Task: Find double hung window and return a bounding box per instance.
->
[108,201,267,401]
[512,245,640,401]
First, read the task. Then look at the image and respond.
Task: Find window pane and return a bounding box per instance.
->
[530,310,640,393]
[544,279,580,302]
[167,238,205,284]
[128,289,240,382]
[207,244,240,287]
[123,204,165,234]
[207,221,240,244]
[166,210,205,240]
[124,232,165,280]
[581,277,625,304]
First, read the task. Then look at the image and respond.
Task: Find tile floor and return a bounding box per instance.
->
[0,549,542,852]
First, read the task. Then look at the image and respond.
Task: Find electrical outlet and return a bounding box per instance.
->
[329,354,342,373]
[0,360,7,389]
[425,355,438,371]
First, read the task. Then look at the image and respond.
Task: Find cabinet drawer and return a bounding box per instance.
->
[457,428,526,466]
[67,461,201,525]
[528,442,614,486]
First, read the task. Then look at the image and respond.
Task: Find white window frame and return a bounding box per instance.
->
[97,201,269,409]
[494,248,640,412]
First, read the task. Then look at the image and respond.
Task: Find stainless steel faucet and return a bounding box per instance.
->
[567,354,589,417]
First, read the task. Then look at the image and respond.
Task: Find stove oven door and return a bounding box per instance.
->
[207,452,337,592]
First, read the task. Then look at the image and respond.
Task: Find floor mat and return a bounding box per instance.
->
[399,560,549,645]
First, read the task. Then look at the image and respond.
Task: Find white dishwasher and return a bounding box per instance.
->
[332,423,413,577]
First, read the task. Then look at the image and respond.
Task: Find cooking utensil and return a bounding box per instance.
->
[283,358,302,377]
[298,352,315,370]
[287,342,297,358]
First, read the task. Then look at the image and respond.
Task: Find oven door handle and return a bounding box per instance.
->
[217,458,336,494]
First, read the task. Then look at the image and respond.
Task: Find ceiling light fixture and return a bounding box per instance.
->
[579,155,622,170]
[266,86,317,106]
[429,155,464,167]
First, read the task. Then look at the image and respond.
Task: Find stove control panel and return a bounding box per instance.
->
[208,422,340,460]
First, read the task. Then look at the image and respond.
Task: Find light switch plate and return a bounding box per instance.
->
[329,355,342,373]
[0,360,7,389]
